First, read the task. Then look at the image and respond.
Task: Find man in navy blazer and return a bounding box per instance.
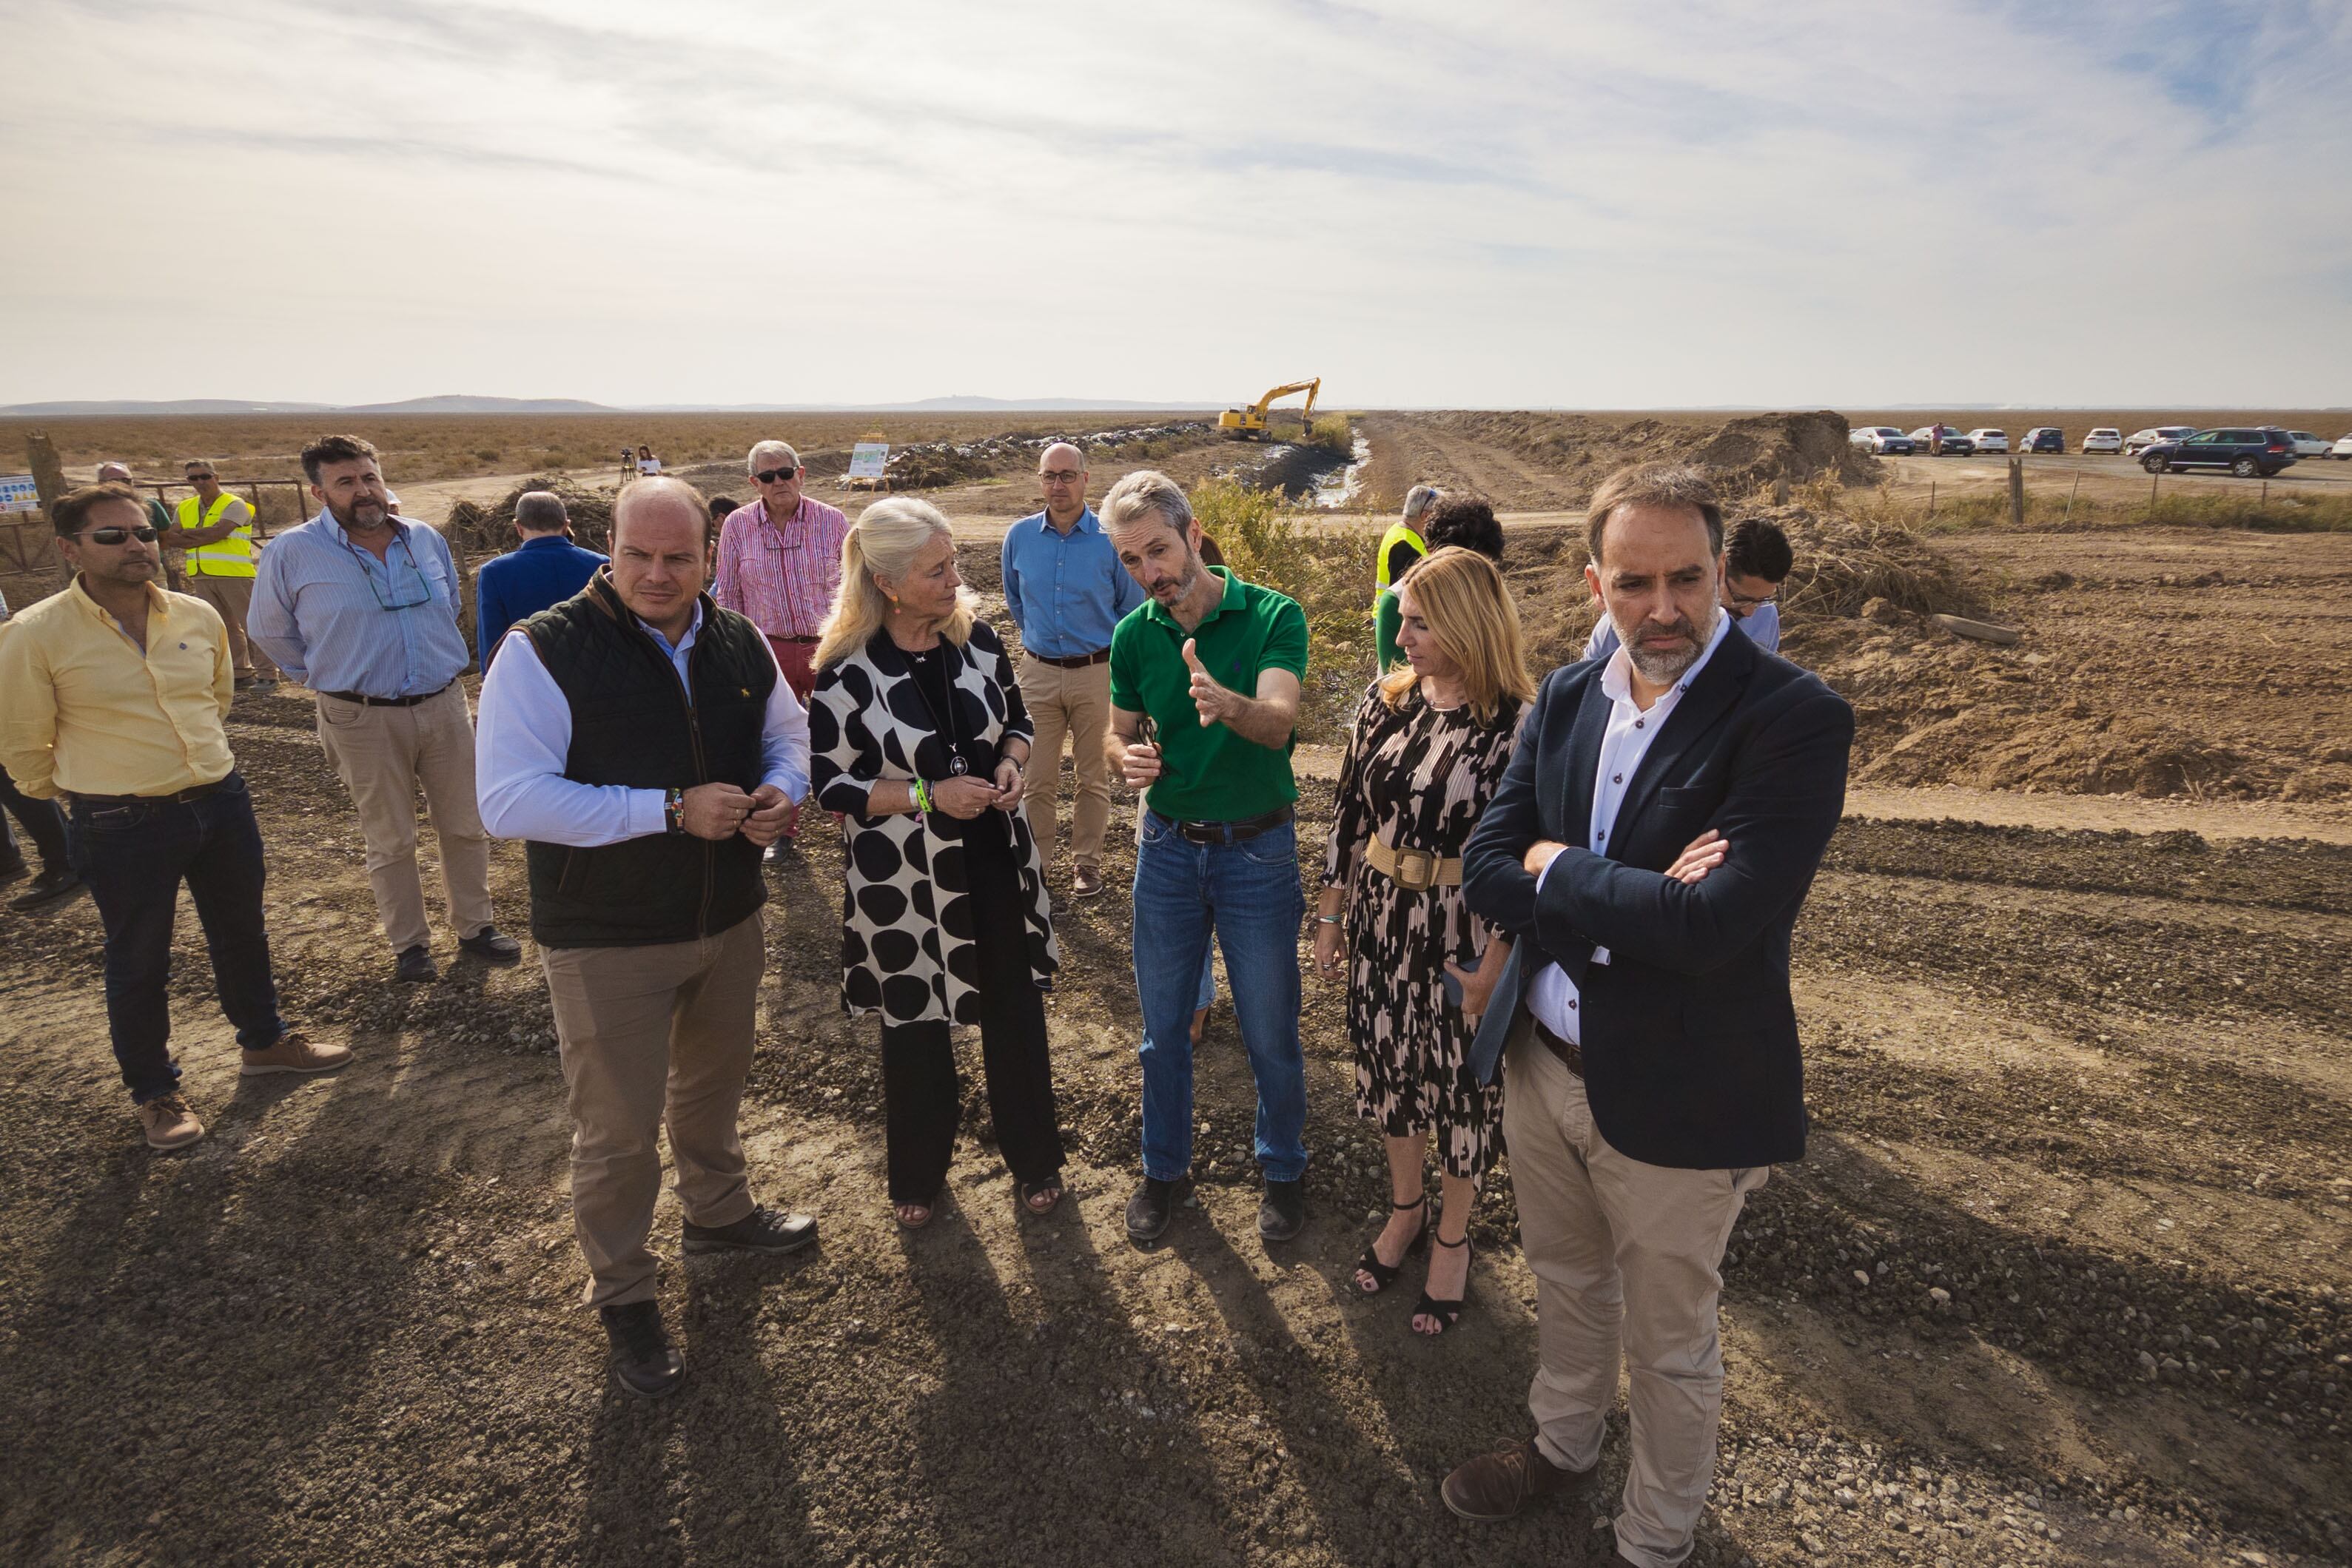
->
[1439,463,1852,1568]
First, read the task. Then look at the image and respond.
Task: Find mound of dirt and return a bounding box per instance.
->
[1684,411,1881,493]
[1868,706,2260,798]
[884,421,1213,491]
[446,477,616,556]
[1378,410,1879,508]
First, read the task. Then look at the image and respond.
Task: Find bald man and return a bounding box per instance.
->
[1000,442,1143,897]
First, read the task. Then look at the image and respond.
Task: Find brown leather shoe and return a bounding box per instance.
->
[240,1030,353,1077]
[136,1094,205,1151]
[1071,862,1105,898]
[1441,1437,1597,1522]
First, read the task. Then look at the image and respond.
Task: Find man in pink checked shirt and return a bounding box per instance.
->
[713,439,851,849]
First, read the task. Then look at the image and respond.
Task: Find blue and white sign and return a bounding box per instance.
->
[0,474,41,514]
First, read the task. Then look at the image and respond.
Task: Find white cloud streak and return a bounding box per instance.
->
[1,0,2344,406]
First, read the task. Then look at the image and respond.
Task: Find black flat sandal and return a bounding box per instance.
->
[1353,1195,1429,1295]
[1414,1233,1473,1335]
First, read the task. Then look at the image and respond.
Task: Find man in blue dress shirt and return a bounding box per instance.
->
[474,491,607,666]
[1001,441,1143,898]
[249,434,521,983]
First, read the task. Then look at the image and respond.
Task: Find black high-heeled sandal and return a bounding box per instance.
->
[1353,1194,1429,1295]
[1414,1232,1472,1334]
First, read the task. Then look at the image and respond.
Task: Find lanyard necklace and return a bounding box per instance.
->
[901,639,972,775]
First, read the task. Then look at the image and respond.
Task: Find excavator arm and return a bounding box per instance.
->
[1220,377,1323,439]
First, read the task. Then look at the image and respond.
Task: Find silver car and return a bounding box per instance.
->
[2124,425,2197,455]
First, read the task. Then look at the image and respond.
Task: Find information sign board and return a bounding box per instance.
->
[847,443,890,480]
[0,474,40,514]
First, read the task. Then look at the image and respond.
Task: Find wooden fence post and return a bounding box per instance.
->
[2064,474,2080,524]
[2148,469,2160,519]
[24,430,71,590]
[1926,480,1935,519]
[2007,457,2025,528]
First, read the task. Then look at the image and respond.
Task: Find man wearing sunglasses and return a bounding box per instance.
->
[713,440,848,850]
[250,434,520,983]
[169,458,280,692]
[0,485,349,1151]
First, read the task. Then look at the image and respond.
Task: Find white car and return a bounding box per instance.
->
[2285,431,2330,458]
[1849,426,1917,454]
[2082,428,2124,454]
[2125,425,2197,455]
[2333,433,2352,460]
[1966,428,2009,454]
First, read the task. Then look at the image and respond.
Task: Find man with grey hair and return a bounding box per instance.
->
[1000,441,1142,896]
[1379,483,1442,599]
[1101,469,1313,1246]
[474,490,606,666]
[714,440,847,850]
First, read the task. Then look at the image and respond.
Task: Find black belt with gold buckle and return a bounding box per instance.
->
[321,681,452,708]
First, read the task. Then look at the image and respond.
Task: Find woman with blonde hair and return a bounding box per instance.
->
[1316,545,1536,1333]
[808,498,1065,1228]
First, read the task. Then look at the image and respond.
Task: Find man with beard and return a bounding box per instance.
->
[1,485,346,1150]
[1100,470,1312,1247]
[250,435,520,983]
[1440,463,1852,1568]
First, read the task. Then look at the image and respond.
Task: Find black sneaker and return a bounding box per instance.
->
[682,1205,818,1256]
[0,856,27,886]
[1125,1175,1189,1243]
[1258,1178,1307,1242]
[599,1300,684,1399]
[457,926,522,963]
[10,867,85,912]
[394,944,437,983]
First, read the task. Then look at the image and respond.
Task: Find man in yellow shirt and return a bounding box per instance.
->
[0,485,349,1151]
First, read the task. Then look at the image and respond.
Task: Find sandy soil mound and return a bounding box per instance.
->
[446,477,616,556]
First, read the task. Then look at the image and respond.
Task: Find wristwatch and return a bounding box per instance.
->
[664,787,686,835]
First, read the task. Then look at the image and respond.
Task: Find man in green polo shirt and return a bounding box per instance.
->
[1101,469,1312,1246]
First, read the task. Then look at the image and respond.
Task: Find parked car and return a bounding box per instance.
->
[1849,425,1917,454]
[1908,425,1974,455]
[2124,425,2197,455]
[2333,433,2352,460]
[2285,431,2330,458]
[1966,428,2010,454]
[2018,428,2064,454]
[2138,427,2299,478]
[2082,428,2124,454]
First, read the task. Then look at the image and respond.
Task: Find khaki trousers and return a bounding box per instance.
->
[188,575,279,680]
[543,915,765,1308]
[314,684,494,953]
[1501,1020,1769,1568]
[1018,654,1113,869]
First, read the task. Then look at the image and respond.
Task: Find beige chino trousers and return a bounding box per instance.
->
[189,576,279,681]
[1017,654,1113,869]
[1501,1018,1769,1568]
[542,915,765,1308]
[314,683,494,954]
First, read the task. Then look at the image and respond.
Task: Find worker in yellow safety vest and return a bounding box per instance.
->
[172,459,280,689]
[1376,483,1441,599]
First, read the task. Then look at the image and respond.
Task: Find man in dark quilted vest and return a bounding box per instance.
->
[475,476,817,1399]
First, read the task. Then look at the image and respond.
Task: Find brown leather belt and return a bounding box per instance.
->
[1365,836,1462,891]
[321,681,453,709]
[1155,805,1294,844]
[1534,1019,1585,1078]
[1029,648,1110,669]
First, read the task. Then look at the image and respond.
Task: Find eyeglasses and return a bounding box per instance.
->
[753,468,801,485]
[84,525,162,545]
[1039,470,1083,485]
[1727,589,1779,610]
[347,531,434,610]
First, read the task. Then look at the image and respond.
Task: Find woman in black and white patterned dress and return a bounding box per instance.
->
[1315,546,1534,1334]
[808,499,1064,1229]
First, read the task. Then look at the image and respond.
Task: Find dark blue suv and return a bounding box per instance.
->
[2139,427,2299,478]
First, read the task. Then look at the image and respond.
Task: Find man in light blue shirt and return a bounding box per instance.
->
[249,434,519,983]
[1583,517,1790,664]
[1001,441,1143,898]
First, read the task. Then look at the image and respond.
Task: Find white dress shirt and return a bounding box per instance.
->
[474,603,810,847]
[1527,610,1733,1046]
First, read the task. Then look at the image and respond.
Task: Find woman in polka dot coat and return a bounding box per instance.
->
[809,499,1065,1229]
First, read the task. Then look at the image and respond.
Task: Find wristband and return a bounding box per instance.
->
[912,778,932,814]
[664,787,685,835]
[1314,914,1341,926]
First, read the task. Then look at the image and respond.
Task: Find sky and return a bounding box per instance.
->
[2,0,2347,408]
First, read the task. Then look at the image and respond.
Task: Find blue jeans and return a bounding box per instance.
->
[70,773,286,1103]
[1133,812,1306,1182]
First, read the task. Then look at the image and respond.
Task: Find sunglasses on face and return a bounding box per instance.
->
[186,474,215,482]
[84,525,162,545]
[753,468,800,485]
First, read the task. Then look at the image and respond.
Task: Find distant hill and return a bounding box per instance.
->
[342,396,616,415]
[3,394,1216,417]
[0,399,335,417]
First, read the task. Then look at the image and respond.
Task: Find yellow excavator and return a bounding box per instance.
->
[1217,378,1320,440]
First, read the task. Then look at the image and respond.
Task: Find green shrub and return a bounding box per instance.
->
[1304,414,1354,454]
[1189,477,1380,744]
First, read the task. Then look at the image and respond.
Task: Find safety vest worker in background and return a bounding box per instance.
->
[1370,483,1442,670]
[172,460,280,690]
